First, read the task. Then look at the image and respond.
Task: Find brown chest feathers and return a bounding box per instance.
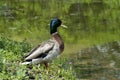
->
[52,32,64,53]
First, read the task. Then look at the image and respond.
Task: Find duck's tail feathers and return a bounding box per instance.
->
[20,58,43,65]
[20,61,32,65]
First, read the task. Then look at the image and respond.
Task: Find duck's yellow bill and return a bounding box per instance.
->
[61,24,68,28]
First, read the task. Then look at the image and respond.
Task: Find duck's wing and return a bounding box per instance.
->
[25,40,54,61]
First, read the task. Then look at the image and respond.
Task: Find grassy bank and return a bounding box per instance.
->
[0,34,75,80]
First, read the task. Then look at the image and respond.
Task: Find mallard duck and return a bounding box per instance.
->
[21,18,66,68]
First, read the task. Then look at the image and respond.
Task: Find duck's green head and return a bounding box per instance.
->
[50,18,62,34]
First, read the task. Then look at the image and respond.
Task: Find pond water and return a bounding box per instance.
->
[69,41,120,79]
[0,0,120,43]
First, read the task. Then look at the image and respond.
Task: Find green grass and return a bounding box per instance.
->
[0,34,75,80]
